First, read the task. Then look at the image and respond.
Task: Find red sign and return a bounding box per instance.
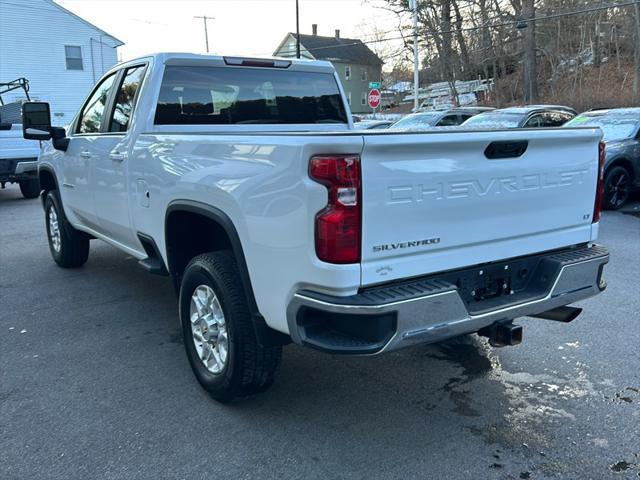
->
[368,88,381,109]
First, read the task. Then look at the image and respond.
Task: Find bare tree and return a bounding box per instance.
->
[370,0,639,109]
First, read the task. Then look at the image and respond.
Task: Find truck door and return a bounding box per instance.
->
[62,72,118,229]
[91,64,147,249]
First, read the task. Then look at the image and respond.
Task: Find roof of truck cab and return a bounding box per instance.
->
[122,52,336,72]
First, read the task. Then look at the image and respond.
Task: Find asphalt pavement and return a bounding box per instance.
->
[1,184,639,480]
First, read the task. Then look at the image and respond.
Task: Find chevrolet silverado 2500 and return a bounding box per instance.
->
[21,54,609,401]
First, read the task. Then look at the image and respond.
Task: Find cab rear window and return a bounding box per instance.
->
[154,66,348,125]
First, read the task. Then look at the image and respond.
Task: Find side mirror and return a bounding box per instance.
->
[22,102,52,141]
[51,126,70,151]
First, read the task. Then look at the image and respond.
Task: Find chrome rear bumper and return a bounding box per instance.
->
[287,245,609,354]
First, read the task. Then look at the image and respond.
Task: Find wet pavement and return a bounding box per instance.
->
[1,184,639,479]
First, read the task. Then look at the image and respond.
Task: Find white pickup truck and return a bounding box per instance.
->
[22,53,609,402]
[0,78,41,198]
[0,123,41,198]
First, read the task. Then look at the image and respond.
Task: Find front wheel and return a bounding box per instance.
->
[19,178,41,199]
[602,166,631,210]
[44,191,90,268]
[179,252,282,402]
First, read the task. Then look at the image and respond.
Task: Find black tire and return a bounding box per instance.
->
[179,252,282,402]
[602,165,632,210]
[19,178,41,199]
[44,191,90,268]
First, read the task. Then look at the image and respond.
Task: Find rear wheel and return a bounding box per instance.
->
[179,252,282,402]
[44,191,90,268]
[602,166,631,210]
[19,178,40,199]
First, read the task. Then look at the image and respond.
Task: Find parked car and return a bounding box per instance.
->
[564,108,640,209]
[20,53,608,402]
[391,107,493,130]
[461,106,576,129]
[353,120,394,130]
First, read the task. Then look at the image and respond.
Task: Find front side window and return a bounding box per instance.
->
[110,65,146,132]
[77,73,117,134]
[155,66,348,125]
[345,65,351,80]
[65,46,83,70]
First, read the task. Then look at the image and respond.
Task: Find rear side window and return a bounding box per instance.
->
[155,66,348,125]
[543,111,573,127]
[110,65,146,132]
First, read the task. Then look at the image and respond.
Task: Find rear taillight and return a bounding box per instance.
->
[593,142,605,223]
[309,155,361,264]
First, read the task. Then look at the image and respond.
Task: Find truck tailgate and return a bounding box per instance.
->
[0,124,40,160]
[360,128,602,286]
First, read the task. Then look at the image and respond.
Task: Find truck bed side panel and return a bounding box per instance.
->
[129,133,364,334]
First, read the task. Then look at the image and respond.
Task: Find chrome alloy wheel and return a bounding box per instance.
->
[48,206,61,253]
[189,285,229,374]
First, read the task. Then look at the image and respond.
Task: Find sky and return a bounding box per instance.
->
[56,0,402,64]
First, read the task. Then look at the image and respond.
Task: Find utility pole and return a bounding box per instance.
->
[634,1,640,102]
[194,15,213,53]
[520,0,537,103]
[410,0,419,111]
[295,0,301,58]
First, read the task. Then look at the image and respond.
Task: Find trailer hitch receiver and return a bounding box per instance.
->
[478,321,523,347]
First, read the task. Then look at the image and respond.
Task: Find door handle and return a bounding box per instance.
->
[109,152,126,162]
[80,151,92,159]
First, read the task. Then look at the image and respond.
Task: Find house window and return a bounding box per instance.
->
[361,68,367,81]
[361,91,366,106]
[345,65,351,81]
[65,46,83,70]
[347,91,351,105]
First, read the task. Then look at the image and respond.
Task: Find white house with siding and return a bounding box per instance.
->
[0,0,123,125]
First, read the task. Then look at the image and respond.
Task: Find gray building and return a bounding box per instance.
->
[274,25,383,114]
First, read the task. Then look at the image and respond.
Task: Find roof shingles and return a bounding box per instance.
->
[288,33,382,65]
